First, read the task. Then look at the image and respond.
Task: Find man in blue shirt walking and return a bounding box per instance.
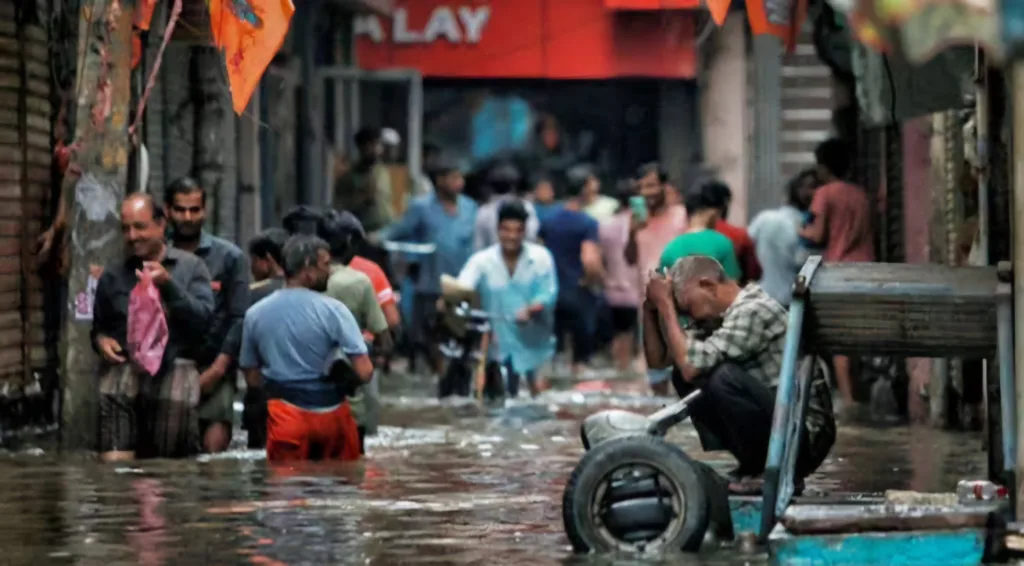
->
[539,165,604,377]
[378,158,478,378]
[239,235,373,462]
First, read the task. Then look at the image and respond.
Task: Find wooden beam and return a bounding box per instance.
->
[781,503,1000,535]
[60,0,133,450]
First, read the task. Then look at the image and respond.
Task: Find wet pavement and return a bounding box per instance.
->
[0,371,988,566]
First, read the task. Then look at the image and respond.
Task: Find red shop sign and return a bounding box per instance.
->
[355,0,698,79]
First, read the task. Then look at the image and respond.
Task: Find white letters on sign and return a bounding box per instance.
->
[355,6,492,45]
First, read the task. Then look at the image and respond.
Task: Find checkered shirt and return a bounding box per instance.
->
[685,284,835,441]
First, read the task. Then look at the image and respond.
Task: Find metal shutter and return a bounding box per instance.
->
[0,0,49,390]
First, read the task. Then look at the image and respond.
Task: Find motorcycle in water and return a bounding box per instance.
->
[437,275,509,401]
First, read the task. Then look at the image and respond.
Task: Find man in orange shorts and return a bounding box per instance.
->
[239,234,374,461]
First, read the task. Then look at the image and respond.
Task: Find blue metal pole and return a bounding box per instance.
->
[760,297,805,540]
[998,283,1017,516]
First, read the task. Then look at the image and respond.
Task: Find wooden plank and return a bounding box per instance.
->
[780,503,1001,535]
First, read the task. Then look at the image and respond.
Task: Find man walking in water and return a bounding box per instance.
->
[165,177,251,453]
[800,138,875,418]
[381,157,478,380]
[93,194,214,461]
[240,235,373,462]
[457,201,558,397]
[540,165,604,377]
[320,210,392,453]
[232,227,289,449]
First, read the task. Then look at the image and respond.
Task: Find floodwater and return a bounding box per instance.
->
[0,371,986,566]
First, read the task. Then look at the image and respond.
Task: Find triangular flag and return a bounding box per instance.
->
[208,0,295,115]
[706,0,732,26]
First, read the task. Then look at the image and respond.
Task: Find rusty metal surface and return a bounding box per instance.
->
[804,263,999,358]
[0,0,50,387]
[781,502,998,535]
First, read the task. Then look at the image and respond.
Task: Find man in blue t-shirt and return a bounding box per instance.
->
[539,165,604,376]
[239,235,374,462]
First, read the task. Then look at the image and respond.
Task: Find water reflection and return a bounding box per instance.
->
[0,378,987,565]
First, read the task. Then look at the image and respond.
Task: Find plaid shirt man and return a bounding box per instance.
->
[684,284,835,448]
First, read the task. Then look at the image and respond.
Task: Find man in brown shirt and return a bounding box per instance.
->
[801,138,875,415]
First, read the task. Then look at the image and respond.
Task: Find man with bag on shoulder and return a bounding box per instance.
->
[92,194,214,462]
[239,235,374,462]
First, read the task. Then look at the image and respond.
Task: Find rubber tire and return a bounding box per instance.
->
[562,435,711,554]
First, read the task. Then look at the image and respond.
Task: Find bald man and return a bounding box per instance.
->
[643,255,835,492]
[92,194,214,461]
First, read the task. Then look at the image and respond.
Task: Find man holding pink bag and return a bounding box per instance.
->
[92,194,214,461]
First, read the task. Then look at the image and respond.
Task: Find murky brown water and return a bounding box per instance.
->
[0,373,987,566]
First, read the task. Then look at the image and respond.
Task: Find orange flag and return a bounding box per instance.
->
[706,0,732,26]
[207,0,295,115]
[131,0,159,69]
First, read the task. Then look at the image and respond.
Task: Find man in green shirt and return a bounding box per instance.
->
[659,179,742,280]
[318,210,392,454]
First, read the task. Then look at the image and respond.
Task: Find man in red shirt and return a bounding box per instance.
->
[801,137,876,416]
[707,182,762,284]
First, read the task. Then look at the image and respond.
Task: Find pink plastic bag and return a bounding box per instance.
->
[127,270,168,376]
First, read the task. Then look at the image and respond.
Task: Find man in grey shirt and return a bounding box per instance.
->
[748,169,818,306]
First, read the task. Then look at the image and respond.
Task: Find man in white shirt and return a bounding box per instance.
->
[458,201,557,397]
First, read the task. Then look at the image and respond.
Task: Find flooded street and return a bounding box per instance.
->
[0,373,986,566]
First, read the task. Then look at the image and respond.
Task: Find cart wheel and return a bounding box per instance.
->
[562,435,710,554]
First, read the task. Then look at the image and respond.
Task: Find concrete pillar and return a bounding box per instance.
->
[61,0,133,450]
[659,80,701,187]
[701,13,748,223]
[238,90,262,246]
[748,34,783,217]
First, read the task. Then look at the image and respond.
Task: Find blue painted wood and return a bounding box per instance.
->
[730,497,763,535]
[770,529,986,566]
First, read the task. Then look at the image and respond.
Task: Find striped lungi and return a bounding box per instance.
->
[98,359,201,458]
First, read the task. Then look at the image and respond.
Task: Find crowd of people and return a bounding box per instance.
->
[88,127,876,492]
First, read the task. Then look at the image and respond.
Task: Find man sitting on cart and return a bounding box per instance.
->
[644,255,835,492]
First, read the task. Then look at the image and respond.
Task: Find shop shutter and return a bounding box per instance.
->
[0,0,49,389]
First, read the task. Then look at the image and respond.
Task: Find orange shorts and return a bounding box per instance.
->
[266,399,361,462]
